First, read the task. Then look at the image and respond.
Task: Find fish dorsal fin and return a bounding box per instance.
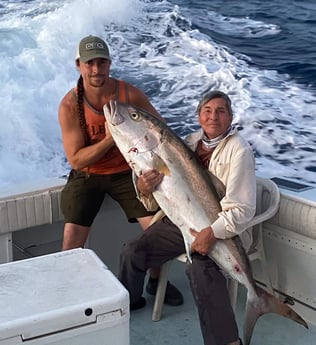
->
[205,171,226,202]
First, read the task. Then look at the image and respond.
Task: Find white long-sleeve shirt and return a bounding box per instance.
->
[185,128,256,247]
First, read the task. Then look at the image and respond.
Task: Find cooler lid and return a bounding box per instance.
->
[0,249,129,340]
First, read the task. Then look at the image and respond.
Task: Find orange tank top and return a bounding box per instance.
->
[80,79,130,175]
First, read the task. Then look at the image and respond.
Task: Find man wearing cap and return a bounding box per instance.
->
[58,35,183,308]
[119,91,256,345]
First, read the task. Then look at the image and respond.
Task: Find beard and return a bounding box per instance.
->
[88,75,106,88]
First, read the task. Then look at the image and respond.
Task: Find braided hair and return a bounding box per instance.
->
[76,75,89,145]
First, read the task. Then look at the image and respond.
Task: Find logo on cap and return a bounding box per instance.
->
[85,42,105,50]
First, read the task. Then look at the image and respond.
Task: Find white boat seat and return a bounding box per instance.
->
[151,176,281,321]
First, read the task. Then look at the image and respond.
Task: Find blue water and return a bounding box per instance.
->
[0,0,315,188]
[173,0,316,89]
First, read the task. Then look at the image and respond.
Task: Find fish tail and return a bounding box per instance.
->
[243,286,308,345]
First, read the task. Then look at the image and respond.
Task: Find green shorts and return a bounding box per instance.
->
[61,169,156,227]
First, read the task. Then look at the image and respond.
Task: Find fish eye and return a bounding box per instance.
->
[130,111,141,121]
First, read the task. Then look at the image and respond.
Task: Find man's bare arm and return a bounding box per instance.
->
[58,93,114,170]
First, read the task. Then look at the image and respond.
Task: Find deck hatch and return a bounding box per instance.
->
[271,177,313,192]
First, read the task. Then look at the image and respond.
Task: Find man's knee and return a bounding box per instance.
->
[120,241,136,262]
[120,238,148,272]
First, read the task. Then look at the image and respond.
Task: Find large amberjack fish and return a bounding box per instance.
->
[103,100,308,345]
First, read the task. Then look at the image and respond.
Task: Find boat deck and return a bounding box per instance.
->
[1,177,316,345]
[130,260,316,345]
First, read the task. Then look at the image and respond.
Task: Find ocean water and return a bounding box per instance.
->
[0,0,315,189]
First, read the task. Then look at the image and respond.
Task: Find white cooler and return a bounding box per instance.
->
[0,248,129,345]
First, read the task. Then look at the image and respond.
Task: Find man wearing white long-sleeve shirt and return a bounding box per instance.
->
[119,90,256,345]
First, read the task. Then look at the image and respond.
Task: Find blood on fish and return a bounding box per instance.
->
[129,160,136,170]
[128,147,138,153]
[234,265,241,273]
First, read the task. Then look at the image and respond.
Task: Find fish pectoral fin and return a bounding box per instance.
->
[152,153,170,176]
[206,171,226,200]
[183,239,192,264]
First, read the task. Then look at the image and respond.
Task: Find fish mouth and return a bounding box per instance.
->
[105,100,125,126]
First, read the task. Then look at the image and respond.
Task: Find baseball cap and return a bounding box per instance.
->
[76,35,111,63]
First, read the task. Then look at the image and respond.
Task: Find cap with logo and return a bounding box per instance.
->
[76,35,111,63]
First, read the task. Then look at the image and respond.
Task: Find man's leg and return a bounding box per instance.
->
[136,215,160,278]
[137,214,166,279]
[61,223,90,250]
[136,215,153,230]
[60,171,105,251]
[119,217,185,308]
[136,214,183,305]
[111,170,183,306]
[186,254,240,345]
